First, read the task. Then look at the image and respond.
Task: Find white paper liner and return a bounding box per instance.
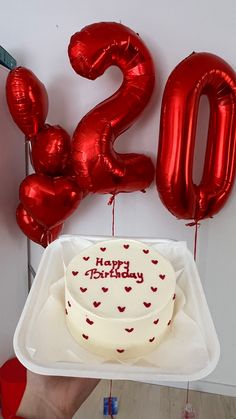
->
[14,236,220,381]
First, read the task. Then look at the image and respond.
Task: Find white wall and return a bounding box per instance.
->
[1,0,236,395]
[0,65,28,365]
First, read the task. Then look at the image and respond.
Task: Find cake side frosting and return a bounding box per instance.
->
[65,238,176,359]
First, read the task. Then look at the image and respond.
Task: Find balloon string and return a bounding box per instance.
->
[107,195,116,417]
[24,137,30,176]
[193,220,199,262]
[25,137,32,293]
[107,194,116,237]
[186,379,190,406]
[108,379,114,418]
[112,197,115,237]
[186,221,198,406]
[185,220,200,262]
[110,194,115,416]
[46,229,52,247]
[185,220,200,413]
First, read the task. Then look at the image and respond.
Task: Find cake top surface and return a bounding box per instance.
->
[66,239,176,319]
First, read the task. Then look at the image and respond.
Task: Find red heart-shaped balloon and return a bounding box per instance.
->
[19,174,82,228]
[31,124,71,176]
[16,203,63,247]
[6,67,48,138]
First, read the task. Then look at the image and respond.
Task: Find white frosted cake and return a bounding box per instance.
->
[65,239,176,359]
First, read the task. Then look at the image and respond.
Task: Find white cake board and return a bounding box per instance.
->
[13,235,220,382]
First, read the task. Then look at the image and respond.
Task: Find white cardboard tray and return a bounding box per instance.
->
[13,235,220,382]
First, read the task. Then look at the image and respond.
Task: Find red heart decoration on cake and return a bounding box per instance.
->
[143,302,151,308]
[93,301,101,308]
[124,286,132,292]
[151,260,158,265]
[83,256,90,261]
[100,247,106,252]
[19,174,82,228]
[153,319,159,325]
[143,249,149,254]
[116,349,125,353]
[118,306,126,312]
[82,333,89,340]
[123,244,129,249]
[159,274,166,280]
[125,328,134,333]
[72,271,79,276]
[151,287,157,292]
[80,287,87,293]
[149,337,155,343]
[102,287,108,293]
[136,278,144,284]
[86,318,94,325]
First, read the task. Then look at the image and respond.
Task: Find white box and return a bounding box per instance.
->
[14,235,220,382]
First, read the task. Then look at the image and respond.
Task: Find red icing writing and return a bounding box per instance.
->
[96,258,128,269]
[85,268,144,280]
[136,278,144,284]
[84,258,144,281]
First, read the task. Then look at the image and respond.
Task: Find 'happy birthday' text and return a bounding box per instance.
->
[84,258,144,280]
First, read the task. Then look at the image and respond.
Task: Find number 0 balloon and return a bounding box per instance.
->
[156,52,236,222]
[68,22,155,195]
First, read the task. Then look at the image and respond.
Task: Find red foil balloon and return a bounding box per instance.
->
[68,22,155,194]
[156,52,236,221]
[19,174,82,228]
[16,203,63,247]
[6,67,48,139]
[31,124,71,176]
